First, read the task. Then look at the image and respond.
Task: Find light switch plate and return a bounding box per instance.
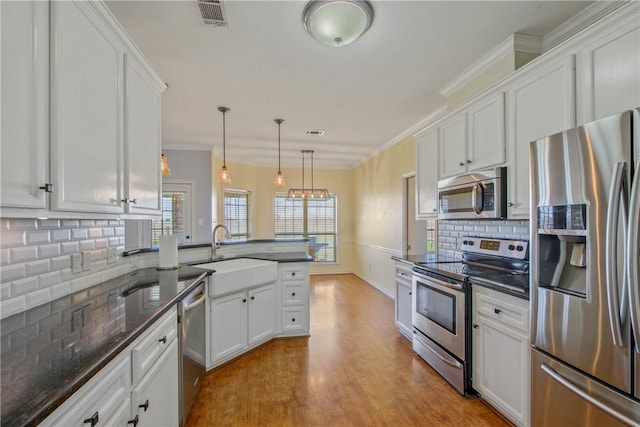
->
[107,247,118,264]
[81,251,91,271]
[71,253,82,273]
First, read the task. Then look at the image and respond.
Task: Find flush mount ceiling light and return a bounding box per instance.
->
[217,106,232,184]
[274,119,286,187]
[288,150,329,199]
[161,153,171,176]
[302,0,374,47]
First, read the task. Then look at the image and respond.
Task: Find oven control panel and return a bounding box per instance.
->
[460,237,528,259]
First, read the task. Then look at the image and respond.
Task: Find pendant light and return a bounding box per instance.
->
[274,119,286,187]
[161,153,171,176]
[288,150,329,199]
[217,106,232,184]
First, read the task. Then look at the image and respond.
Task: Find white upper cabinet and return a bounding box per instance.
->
[576,7,640,123]
[439,92,506,179]
[50,1,124,214]
[0,1,49,209]
[414,126,439,219]
[507,56,575,218]
[123,56,163,215]
[0,0,165,217]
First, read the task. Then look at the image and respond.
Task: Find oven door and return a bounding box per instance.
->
[412,272,466,360]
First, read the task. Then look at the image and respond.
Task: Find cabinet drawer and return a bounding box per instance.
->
[395,263,412,283]
[282,283,306,305]
[281,264,308,281]
[474,287,529,334]
[42,353,131,426]
[282,307,307,332]
[132,308,177,383]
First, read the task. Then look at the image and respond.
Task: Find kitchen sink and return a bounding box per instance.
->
[193,258,278,297]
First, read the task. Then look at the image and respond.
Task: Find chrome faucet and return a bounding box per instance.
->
[211,224,231,260]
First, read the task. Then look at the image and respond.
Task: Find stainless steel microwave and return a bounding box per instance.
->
[437,167,507,219]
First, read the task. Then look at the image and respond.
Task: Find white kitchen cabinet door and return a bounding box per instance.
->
[507,55,575,218]
[395,281,412,340]
[578,12,640,123]
[209,291,247,365]
[123,55,162,215]
[130,340,179,427]
[467,92,506,171]
[414,126,439,219]
[439,114,468,178]
[248,284,276,346]
[50,1,124,214]
[0,1,49,209]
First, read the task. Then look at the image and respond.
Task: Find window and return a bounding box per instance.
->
[150,182,194,246]
[223,190,250,240]
[274,193,337,262]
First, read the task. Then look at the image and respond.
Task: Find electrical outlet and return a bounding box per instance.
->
[107,247,118,264]
[71,253,82,273]
[81,251,91,271]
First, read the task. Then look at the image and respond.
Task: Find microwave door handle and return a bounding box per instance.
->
[627,159,640,354]
[471,183,483,214]
[606,162,628,347]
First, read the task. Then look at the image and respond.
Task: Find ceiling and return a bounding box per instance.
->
[106,0,596,170]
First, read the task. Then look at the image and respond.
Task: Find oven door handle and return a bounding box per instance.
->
[422,337,463,369]
[413,273,463,291]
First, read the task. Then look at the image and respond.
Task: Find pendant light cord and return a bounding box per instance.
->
[218,106,230,167]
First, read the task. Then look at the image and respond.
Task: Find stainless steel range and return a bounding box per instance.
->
[411,237,528,395]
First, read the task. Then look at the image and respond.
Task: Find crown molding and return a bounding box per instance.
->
[542,0,628,51]
[439,33,542,97]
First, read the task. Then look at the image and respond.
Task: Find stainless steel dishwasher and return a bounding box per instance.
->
[178,278,207,426]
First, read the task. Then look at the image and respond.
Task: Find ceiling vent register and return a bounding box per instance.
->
[197,0,227,27]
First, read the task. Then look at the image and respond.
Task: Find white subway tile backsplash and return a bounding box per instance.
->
[51,229,71,242]
[38,219,61,229]
[26,260,50,276]
[1,283,11,299]
[50,256,70,271]
[95,220,108,227]
[79,240,95,251]
[88,228,102,239]
[1,231,26,248]
[72,229,88,240]
[80,220,94,227]
[11,277,39,297]
[114,227,124,236]
[437,219,530,257]
[62,220,79,228]
[39,271,61,288]
[0,249,9,265]
[27,230,50,245]
[60,242,79,255]
[1,264,25,282]
[38,244,61,259]
[1,296,26,318]
[102,228,115,237]
[70,277,88,293]
[8,219,37,230]
[95,239,108,249]
[108,237,120,247]
[10,247,37,263]
[50,282,70,300]
[26,289,50,310]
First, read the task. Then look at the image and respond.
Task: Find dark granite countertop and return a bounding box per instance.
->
[0,265,211,427]
[123,239,309,257]
[235,252,313,262]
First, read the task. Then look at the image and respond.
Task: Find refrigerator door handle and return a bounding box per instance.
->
[606,162,629,347]
[627,159,640,354]
[541,363,638,426]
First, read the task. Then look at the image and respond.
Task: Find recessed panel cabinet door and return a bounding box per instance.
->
[124,56,162,214]
[0,1,49,209]
[439,114,468,178]
[468,92,505,171]
[508,56,575,218]
[50,1,123,214]
[415,126,439,218]
[209,292,247,364]
[248,284,276,345]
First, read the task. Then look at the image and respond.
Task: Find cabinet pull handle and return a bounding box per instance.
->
[121,197,138,204]
[473,324,479,329]
[242,298,247,303]
[466,159,472,164]
[83,412,99,426]
[250,296,255,300]
[459,162,465,167]
[158,336,167,344]
[139,400,150,412]
[128,415,139,427]
[409,292,412,296]
[494,308,502,315]
[292,292,296,296]
[507,202,515,207]
[292,318,296,322]
[39,183,54,193]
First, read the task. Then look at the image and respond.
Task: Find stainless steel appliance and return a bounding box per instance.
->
[437,167,507,220]
[412,237,528,395]
[178,279,207,426]
[530,110,640,426]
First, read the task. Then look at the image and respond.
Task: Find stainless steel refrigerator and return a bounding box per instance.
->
[530,109,640,426]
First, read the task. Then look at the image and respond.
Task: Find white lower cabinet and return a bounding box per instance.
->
[472,286,530,427]
[40,308,179,427]
[394,261,413,340]
[209,283,276,368]
[130,339,179,427]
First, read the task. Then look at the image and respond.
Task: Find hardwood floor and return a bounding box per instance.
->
[186,274,510,426]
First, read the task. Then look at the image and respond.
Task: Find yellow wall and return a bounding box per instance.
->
[212,157,355,275]
[350,136,415,295]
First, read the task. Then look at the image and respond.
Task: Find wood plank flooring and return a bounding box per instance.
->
[186,274,510,426]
